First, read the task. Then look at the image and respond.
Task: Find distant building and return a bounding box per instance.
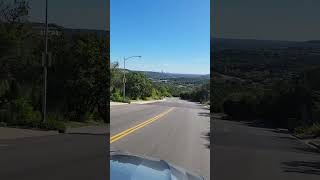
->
[159,80,168,83]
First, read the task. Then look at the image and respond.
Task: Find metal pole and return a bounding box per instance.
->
[122,56,141,101]
[43,0,48,122]
[123,58,126,100]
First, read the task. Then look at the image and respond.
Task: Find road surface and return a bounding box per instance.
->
[213,118,320,180]
[0,133,108,180]
[110,97,210,179]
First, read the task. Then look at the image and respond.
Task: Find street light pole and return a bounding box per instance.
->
[123,57,126,100]
[122,56,141,100]
[42,0,48,122]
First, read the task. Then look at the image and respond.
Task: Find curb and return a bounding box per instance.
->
[110,99,165,106]
[309,141,320,149]
[292,134,320,152]
[275,128,289,133]
[110,102,129,106]
[130,99,165,105]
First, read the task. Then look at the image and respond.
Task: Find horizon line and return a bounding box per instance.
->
[212,37,320,42]
[118,68,209,75]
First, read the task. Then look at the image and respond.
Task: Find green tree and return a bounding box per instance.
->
[126,72,153,99]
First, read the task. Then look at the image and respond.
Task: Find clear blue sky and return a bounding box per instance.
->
[111,0,210,74]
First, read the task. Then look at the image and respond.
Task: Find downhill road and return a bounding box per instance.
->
[213,118,320,180]
[0,132,108,179]
[110,97,210,179]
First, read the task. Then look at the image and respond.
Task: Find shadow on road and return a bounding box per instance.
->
[198,112,211,117]
[67,132,108,136]
[293,146,320,154]
[242,120,278,129]
[198,111,211,149]
[201,131,210,149]
[282,161,320,175]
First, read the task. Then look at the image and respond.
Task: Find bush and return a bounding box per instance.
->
[111,90,132,103]
[179,83,209,103]
[150,88,160,100]
[0,109,11,124]
[122,98,131,104]
[83,111,94,122]
[6,97,42,127]
[0,98,66,132]
[313,103,320,123]
[40,116,66,133]
[0,121,7,127]
[111,90,122,102]
[223,92,257,120]
[82,111,102,122]
[255,83,312,128]
[294,123,320,137]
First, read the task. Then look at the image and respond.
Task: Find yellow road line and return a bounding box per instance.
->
[110,107,175,144]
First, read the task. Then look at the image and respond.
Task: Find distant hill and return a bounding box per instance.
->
[30,22,109,39]
[63,28,108,39]
[211,38,320,85]
[212,38,320,50]
[134,71,209,80]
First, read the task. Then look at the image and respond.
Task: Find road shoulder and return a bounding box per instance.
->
[292,134,320,151]
[110,99,165,106]
[66,125,109,135]
[0,127,58,140]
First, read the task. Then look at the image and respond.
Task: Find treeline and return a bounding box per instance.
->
[213,67,320,133]
[0,1,109,131]
[110,63,171,102]
[180,82,210,104]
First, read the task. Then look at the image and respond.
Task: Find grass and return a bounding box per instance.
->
[294,122,320,137]
[131,96,164,101]
[65,120,107,128]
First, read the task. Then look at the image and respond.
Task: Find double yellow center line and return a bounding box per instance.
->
[110,107,175,144]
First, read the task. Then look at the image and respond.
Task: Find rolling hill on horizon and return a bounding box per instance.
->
[132,70,210,80]
[212,38,320,50]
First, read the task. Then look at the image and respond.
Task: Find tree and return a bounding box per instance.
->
[125,72,153,99]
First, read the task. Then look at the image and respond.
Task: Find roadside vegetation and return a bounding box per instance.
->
[0,1,109,131]
[110,62,171,103]
[180,82,210,104]
[110,62,210,104]
[212,40,320,136]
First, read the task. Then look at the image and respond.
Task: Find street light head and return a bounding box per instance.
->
[124,56,142,61]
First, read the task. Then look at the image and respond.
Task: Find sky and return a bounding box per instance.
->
[28,0,108,30]
[110,0,210,74]
[213,0,320,41]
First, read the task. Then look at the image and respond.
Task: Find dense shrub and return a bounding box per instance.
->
[313,102,320,123]
[151,88,161,100]
[223,92,257,120]
[110,69,171,101]
[180,83,210,103]
[1,97,42,127]
[111,90,122,102]
[220,81,313,129]
[40,117,66,133]
[0,98,66,132]
[294,123,320,137]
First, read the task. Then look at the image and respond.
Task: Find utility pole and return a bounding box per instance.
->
[42,0,48,122]
[123,57,126,100]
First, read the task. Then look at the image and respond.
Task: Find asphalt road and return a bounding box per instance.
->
[213,118,320,180]
[0,134,108,180]
[110,97,210,179]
